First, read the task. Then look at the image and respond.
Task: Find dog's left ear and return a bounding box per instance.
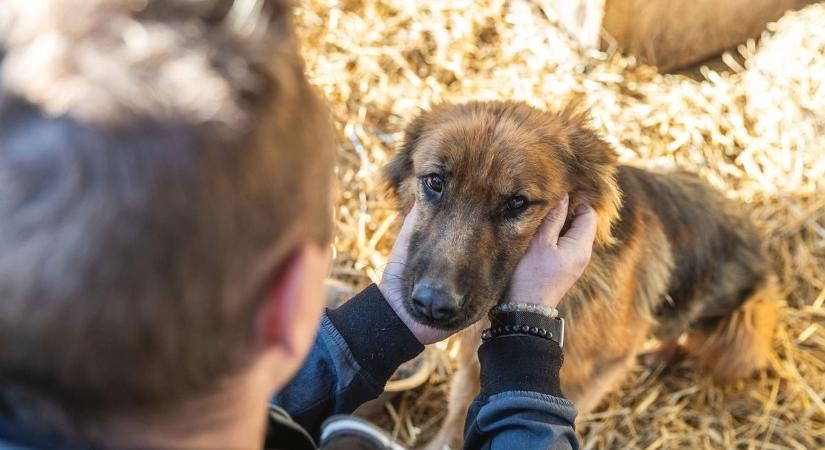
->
[558,107,622,247]
[383,112,427,213]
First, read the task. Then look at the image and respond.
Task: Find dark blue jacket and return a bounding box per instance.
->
[272,285,579,449]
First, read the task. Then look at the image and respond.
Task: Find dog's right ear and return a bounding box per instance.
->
[554,103,621,247]
[383,113,426,212]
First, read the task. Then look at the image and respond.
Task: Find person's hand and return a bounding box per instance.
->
[379,204,454,345]
[505,195,598,308]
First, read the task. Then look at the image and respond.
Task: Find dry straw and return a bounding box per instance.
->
[297,0,825,448]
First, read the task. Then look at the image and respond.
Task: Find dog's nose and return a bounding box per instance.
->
[411,283,461,321]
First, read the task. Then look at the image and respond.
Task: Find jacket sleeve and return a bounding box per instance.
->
[463,335,580,450]
[271,284,424,440]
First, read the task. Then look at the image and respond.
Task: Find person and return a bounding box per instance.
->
[0,1,597,449]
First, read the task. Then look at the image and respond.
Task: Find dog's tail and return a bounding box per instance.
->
[683,274,780,381]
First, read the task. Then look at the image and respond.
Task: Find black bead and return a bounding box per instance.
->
[538,329,547,337]
[530,327,538,334]
[520,325,530,333]
[503,325,511,333]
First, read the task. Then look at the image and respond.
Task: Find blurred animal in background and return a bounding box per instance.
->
[384,101,780,449]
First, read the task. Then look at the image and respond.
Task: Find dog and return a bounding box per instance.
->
[383,101,779,449]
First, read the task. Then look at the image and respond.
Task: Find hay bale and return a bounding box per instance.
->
[297,0,825,447]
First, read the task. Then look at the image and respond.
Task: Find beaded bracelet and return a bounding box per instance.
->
[484,307,565,347]
[481,322,564,347]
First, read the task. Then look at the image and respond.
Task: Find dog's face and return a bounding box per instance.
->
[385,101,619,330]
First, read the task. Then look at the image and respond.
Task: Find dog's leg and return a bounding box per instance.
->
[683,275,780,381]
[561,309,650,416]
[562,359,631,416]
[423,323,483,450]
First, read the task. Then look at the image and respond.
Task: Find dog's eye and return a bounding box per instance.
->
[506,196,528,211]
[423,174,444,194]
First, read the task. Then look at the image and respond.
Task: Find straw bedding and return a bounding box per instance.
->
[295,1,825,448]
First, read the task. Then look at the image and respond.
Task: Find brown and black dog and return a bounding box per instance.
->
[384,101,779,449]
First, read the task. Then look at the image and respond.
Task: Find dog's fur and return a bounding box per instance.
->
[384,101,779,449]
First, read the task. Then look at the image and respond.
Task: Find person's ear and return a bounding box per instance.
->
[257,244,330,356]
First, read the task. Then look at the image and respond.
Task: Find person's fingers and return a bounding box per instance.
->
[558,203,598,248]
[556,204,597,275]
[536,194,569,247]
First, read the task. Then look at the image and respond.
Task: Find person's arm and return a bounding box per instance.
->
[463,335,578,449]
[271,284,423,439]
[273,205,449,439]
[463,197,597,450]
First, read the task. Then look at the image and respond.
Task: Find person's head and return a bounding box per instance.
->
[0,0,333,432]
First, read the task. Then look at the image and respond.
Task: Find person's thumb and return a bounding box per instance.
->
[387,203,419,262]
